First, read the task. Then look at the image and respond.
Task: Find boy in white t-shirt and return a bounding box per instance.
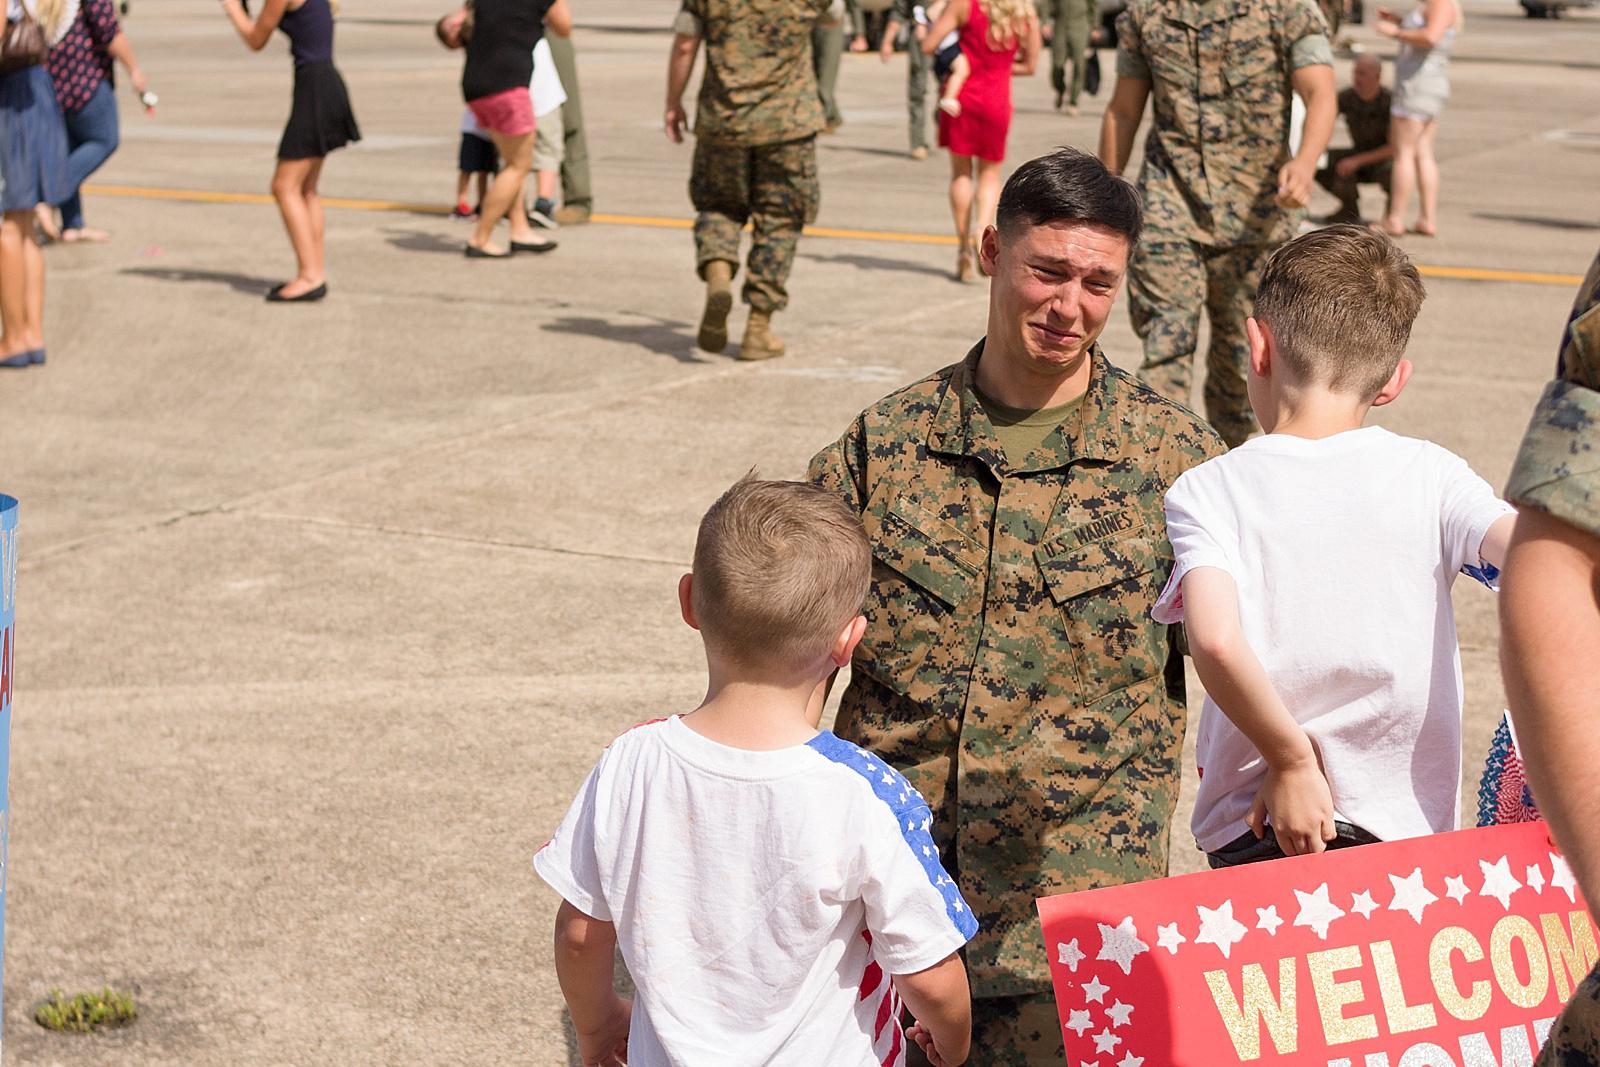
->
[1151,225,1517,868]
[535,477,977,1067]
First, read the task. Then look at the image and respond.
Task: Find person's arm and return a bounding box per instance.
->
[898,953,972,1067]
[1011,13,1041,75]
[1500,508,1600,913]
[1278,61,1336,208]
[663,30,699,144]
[1374,0,1454,48]
[1098,75,1149,174]
[1476,512,1517,570]
[1335,138,1394,176]
[219,0,289,51]
[1181,566,1336,856]
[554,900,633,1067]
[104,32,147,95]
[880,15,903,60]
[544,0,572,37]
[921,0,967,55]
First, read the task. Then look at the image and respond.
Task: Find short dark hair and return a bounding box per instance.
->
[995,146,1143,245]
[1254,224,1427,399]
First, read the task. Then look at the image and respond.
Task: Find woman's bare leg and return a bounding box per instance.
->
[948,152,976,279]
[1380,115,1421,234]
[0,211,43,359]
[471,129,537,253]
[271,156,326,296]
[974,158,1004,242]
[1413,118,1440,235]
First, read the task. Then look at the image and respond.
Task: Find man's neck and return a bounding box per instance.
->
[974,346,1095,411]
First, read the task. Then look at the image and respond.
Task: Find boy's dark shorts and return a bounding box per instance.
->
[459,131,498,175]
[934,41,962,82]
[1207,821,1381,868]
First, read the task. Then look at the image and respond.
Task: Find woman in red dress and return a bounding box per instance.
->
[924,0,1040,281]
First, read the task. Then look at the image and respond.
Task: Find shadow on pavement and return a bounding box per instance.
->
[801,250,953,279]
[1474,212,1600,231]
[541,314,714,364]
[119,266,279,295]
[384,228,471,254]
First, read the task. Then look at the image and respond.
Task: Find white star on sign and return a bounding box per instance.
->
[1479,856,1523,910]
[1388,868,1438,924]
[1445,876,1470,904]
[1096,917,1150,976]
[1083,976,1110,1004]
[1119,1054,1145,1067]
[1058,939,1086,972]
[1065,1009,1093,1036]
[1156,922,1186,955]
[1106,1000,1135,1028]
[1350,890,1378,918]
[1526,864,1546,893]
[1195,900,1250,958]
[1256,905,1284,935]
[1092,1029,1122,1055]
[1552,854,1579,903]
[1294,883,1346,940]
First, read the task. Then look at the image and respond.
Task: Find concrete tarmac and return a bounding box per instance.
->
[0,0,1596,1062]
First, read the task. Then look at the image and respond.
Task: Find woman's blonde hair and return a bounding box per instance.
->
[980,0,1036,46]
[30,0,69,37]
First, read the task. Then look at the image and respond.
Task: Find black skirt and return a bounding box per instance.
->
[278,59,361,160]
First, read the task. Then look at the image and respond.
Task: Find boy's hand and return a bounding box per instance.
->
[575,994,632,1066]
[909,1021,967,1067]
[1249,755,1336,857]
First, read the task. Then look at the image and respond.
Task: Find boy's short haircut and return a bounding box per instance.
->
[692,476,871,673]
[1254,224,1427,400]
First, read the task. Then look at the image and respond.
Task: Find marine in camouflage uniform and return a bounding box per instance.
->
[810,341,1223,1064]
[1509,250,1600,1067]
[1041,0,1098,111]
[1102,0,1333,446]
[883,0,933,155]
[666,0,838,356]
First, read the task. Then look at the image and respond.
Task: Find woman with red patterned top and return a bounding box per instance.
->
[38,0,148,242]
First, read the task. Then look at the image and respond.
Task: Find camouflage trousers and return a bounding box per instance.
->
[689,136,819,314]
[904,991,1065,1067]
[1048,6,1091,106]
[1538,960,1600,1065]
[1129,239,1270,448]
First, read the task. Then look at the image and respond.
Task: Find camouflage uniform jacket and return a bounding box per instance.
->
[1506,249,1600,536]
[673,0,831,145]
[808,342,1224,996]
[1115,0,1330,247]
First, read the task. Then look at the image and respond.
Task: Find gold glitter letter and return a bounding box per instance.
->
[1205,959,1299,1060]
[1430,927,1491,1021]
[1309,945,1379,1045]
[1541,911,1599,1001]
[1372,939,1438,1034]
[1490,915,1550,1009]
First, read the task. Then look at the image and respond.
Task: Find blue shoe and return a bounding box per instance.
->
[0,351,30,368]
[29,347,44,364]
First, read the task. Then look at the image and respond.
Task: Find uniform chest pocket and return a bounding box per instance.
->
[1221,42,1283,113]
[1036,534,1170,697]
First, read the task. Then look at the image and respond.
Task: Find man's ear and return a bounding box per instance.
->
[1246,316,1273,379]
[678,573,699,630]
[1370,358,1413,408]
[830,615,867,668]
[978,225,1000,277]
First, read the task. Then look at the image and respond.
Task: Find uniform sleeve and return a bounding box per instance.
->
[672,1,702,38]
[1290,33,1333,67]
[1437,451,1516,589]
[1505,251,1600,538]
[807,421,870,516]
[858,793,978,975]
[532,761,613,921]
[1151,467,1236,624]
[1114,7,1149,80]
[1282,0,1333,66]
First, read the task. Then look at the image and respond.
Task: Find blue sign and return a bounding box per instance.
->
[0,493,15,1047]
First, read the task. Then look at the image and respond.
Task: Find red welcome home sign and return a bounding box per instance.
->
[1036,823,1593,1067]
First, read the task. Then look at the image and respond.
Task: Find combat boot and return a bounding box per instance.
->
[697,260,734,353]
[738,310,785,361]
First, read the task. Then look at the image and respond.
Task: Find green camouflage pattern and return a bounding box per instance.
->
[1538,961,1600,1066]
[808,342,1224,998]
[906,990,1066,1067]
[679,0,831,144]
[1042,0,1097,106]
[690,137,819,313]
[814,18,844,128]
[1506,249,1600,537]
[1115,0,1328,247]
[1130,239,1268,448]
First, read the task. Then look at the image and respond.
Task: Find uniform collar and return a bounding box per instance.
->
[928,338,1125,473]
[1165,0,1256,29]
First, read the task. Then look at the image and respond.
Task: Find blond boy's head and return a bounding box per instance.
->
[690,477,871,676]
[1253,224,1427,401]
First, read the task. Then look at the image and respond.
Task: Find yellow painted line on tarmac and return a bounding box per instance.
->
[82,183,1585,286]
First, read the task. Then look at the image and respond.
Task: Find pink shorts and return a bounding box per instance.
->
[467,87,535,138]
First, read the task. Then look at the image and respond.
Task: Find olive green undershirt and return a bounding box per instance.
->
[973,386,1084,467]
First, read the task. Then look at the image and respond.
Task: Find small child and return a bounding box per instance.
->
[535,477,976,1067]
[1152,225,1517,868]
[920,0,969,117]
[453,113,496,219]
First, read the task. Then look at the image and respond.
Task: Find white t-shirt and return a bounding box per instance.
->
[534,715,977,1067]
[1151,427,1514,851]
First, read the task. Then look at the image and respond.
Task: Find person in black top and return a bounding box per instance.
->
[221,0,361,302]
[451,0,571,257]
[1315,55,1394,225]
